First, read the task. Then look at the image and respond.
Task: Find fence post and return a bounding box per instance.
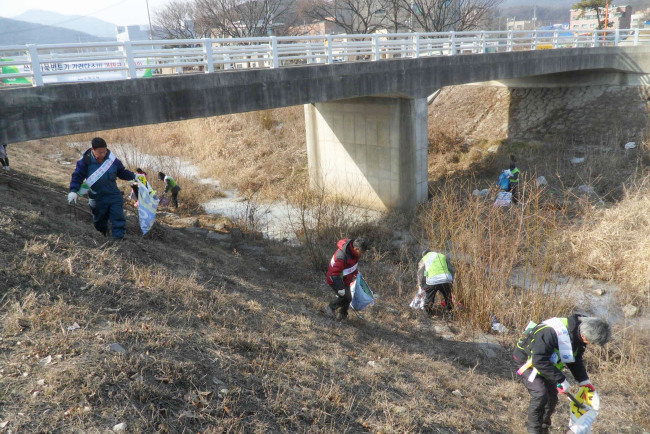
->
[122,41,138,79]
[532,30,537,50]
[327,35,333,64]
[270,36,279,68]
[480,31,486,53]
[507,30,514,52]
[414,33,420,58]
[373,34,380,61]
[450,31,457,55]
[553,30,558,49]
[634,28,640,45]
[26,44,43,87]
[203,38,214,73]
[592,31,598,47]
[614,28,620,46]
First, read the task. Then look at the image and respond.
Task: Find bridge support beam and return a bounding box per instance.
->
[305,96,429,210]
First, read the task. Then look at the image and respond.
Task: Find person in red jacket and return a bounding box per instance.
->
[324,237,369,320]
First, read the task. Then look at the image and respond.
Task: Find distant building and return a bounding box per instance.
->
[506,19,536,31]
[288,20,341,36]
[570,5,632,30]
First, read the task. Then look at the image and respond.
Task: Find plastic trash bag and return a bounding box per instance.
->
[410,286,426,310]
[568,388,600,434]
[498,171,510,191]
[494,191,512,207]
[350,272,375,311]
[136,176,159,235]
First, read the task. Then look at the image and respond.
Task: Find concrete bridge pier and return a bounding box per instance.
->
[304,96,429,211]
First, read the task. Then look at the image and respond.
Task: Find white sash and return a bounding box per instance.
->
[543,317,575,364]
[342,263,358,276]
[85,152,116,188]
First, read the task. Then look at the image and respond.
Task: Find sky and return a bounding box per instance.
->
[0,0,174,26]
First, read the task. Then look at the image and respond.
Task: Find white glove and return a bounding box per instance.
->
[557,379,570,394]
[67,192,78,204]
[337,289,345,296]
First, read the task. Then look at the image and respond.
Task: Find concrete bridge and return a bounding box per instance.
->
[2,44,650,209]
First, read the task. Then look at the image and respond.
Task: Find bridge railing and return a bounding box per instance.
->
[0,28,645,87]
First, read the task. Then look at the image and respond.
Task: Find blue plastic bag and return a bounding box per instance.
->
[350,272,375,311]
[498,171,510,191]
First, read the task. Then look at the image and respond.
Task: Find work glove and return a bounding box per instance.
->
[67,192,78,204]
[557,379,571,394]
[578,380,595,392]
[337,289,346,297]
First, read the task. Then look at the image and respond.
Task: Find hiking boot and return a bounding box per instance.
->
[323,305,335,317]
[336,312,348,322]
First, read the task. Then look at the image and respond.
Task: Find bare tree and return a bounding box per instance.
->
[193,0,296,38]
[302,0,392,34]
[573,0,612,30]
[153,0,207,39]
[385,0,501,33]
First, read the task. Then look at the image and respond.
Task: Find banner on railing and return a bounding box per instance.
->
[1,58,153,85]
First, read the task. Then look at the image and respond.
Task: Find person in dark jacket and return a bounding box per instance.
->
[68,138,135,239]
[513,314,611,434]
[324,237,369,320]
[507,160,520,204]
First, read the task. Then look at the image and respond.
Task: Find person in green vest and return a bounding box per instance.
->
[158,172,182,208]
[507,160,520,204]
[416,250,455,313]
[512,315,611,434]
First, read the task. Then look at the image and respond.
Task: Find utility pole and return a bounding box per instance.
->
[604,0,610,30]
[145,0,154,40]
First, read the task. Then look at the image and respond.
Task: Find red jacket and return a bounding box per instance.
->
[326,239,361,290]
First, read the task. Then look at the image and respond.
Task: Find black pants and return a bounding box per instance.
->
[170,185,181,208]
[520,368,558,434]
[509,182,520,204]
[423,282,453,313]
[328,284,351,318]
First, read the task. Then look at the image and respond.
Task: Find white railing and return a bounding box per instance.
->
[0,28,647,87]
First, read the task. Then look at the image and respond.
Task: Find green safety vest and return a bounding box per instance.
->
[424,252,451,278]
[517,317,575,374]
[510,167,520,183]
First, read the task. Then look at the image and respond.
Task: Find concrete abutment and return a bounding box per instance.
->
[305,96,429,211]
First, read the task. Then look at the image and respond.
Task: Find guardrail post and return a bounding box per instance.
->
[634,28,640,45]
[327,35,333,64]
[270,36,279,68]
[26,44,43,87]
[373,34,380,61]
[123,41,137,79]
[553,30,558,49]
[592,31,598,47]
[532,30,537,50]
[480,31,486,52]
[614,29,620,46]
[450,32,457,55]
[203,38,214,73]
[224,53,232,70]
[414,33,420,58]
[507,30,514,52]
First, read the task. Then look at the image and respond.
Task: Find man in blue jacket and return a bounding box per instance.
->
[68,137,136,240]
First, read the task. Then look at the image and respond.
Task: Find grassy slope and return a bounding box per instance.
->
[2,91,650,432]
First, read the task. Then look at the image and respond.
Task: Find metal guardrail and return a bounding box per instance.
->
[0,28,646,87]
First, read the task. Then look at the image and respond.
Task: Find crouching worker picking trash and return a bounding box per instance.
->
[324,238,369,321]
[513,315,611,434]
[410,250,454,314]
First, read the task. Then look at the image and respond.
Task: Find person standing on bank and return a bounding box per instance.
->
[417,249,455,313]
[68,137,136,240]
[158,172,181,208]
[513,314,611,434]
[507,160,520,204]
[324,237,369,321]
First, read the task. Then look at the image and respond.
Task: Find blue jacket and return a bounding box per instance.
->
[69,149,135,200]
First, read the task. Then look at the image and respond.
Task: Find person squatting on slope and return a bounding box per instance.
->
[513,314,611,434]
[158,172,181,208]
[417,250,455,313]
[324,238,369,321]
[507,160,520,204]
[68,137,136,240]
